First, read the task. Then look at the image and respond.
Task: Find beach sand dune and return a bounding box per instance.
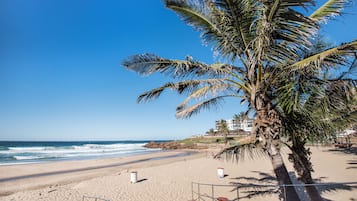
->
[0,146,356,201]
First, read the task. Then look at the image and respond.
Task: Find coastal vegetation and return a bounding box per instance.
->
[144,135,249,149]
[123,0,357,200]
[217,119,230,144]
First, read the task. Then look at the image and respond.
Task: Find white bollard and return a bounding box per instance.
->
[130,171,138,183]
[217,168,224,178]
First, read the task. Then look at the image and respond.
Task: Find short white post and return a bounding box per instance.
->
[130,171,138,183]
[217,167,224,178]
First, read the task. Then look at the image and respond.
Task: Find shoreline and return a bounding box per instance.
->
[0,151,195,183]
[0,150,201,196]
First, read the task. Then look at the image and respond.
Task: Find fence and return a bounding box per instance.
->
[191,181,357,201]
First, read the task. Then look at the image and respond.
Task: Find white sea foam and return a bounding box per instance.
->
[0,161,40,166]
[8,146,55,151]
[13,155,44,160]
[0,142,157,165]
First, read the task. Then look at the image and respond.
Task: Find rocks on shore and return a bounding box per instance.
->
[143,141,206,150]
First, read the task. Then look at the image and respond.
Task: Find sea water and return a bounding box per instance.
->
[0,141,162,166]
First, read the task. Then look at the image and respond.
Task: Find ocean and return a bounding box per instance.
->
[0,141,163,166]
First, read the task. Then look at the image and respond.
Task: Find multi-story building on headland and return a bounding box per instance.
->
[215,118,253,133]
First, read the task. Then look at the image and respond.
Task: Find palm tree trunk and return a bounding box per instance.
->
[224,132,228,144]
[270,150,301,201]
[254,95,302,201]
[289,138,324,201]
[304,181,324,201]
[264,138,301,201]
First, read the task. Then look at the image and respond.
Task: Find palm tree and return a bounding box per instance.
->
[233,112,246,121]
[233,112,246,124]
[222,40,357,200]
[217,119,230,144]
[277,56,357,200]
[123,0,357,200]
[206,128,215,136]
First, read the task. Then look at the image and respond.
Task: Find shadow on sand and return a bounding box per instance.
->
[325,147,357,155]
[228,171,279,200]
[346,160,357,170]
[325,147,357,170]
[228,171,357,200]
[136,178,148,183]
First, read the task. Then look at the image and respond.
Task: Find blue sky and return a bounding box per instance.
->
[0,1,356,141]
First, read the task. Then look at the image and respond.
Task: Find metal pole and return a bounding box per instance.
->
[236,186,239,201]
[283,185,287,201]
[212,184,214,201]
[192,182,194,201]
[198,183,201,200]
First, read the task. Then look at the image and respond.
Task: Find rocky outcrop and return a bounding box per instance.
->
[143,141,207,150]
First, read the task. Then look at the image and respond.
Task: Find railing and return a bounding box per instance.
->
[191,182,240,201]
[82,195,110,201]
[191,181,357,201]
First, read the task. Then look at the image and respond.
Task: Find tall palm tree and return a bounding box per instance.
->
[123,0,357,200]
[219,53,357,201]
[277,53,357,200]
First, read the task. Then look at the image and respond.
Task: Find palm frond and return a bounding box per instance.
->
[212,0,257,61]
[177,80,243,114]
[289,40,357,70]
[123,53,235,78]
[214,142,267,163]
[248,0,318,70]
[331,109,357,129]
[137,82,176,103]
[165,0,220,35]
[165,0,248,61]
[137,79,230,103]
[322,79,357,111]
[226,78,250,94]
[176,95,236,118]
[336,53,357,79]
[185,80,231,99]
[310,0,351,23]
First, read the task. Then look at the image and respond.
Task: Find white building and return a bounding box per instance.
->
[215,118,253,132]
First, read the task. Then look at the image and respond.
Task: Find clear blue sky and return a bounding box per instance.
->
[1,1,356,141]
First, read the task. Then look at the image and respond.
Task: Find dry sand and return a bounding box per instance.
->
[0,146,356,201]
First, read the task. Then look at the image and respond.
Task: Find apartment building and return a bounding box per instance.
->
[215,118,253,132]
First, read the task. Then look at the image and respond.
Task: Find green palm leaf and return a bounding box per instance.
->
[137,79,231,103]
[310,0,351,23]
[214,142,267,163]
[290,40,357,70]
[123,53,235,78]
[166,0,253,62]
[176,95,230,118]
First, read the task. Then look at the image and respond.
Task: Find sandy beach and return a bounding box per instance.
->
[0,146,356,201]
